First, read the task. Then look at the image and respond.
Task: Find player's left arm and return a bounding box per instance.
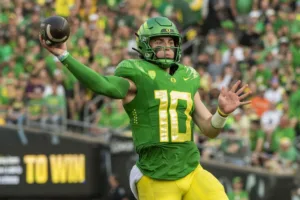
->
[192,80,251,138]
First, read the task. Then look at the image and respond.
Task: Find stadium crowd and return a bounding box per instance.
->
[0,0,299,176]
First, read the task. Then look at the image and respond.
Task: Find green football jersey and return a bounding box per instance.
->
[114,59,201,180]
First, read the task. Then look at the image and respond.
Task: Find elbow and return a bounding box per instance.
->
[92,87,125,99]
[206,132,219,139]
[202,128,220,139]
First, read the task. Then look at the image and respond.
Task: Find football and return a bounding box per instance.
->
[40,16,70,46]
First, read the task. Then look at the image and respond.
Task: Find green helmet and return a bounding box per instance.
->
[135,17,182,68]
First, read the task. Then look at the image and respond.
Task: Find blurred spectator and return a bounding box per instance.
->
[182,55,193,66]
[43,78,65,98]
[261,103,282,147]
[250,119,266,166]
[222,38,244,64]
[0,76,10,125]
[230,0,253,18]
[42,82,66,130]
[172,0,203,30]
[289,81,300,124]
[291,33,300,74]
[228,108,251,137]
[251,85,270,117]
[6,88,25,125]
[203,29,219,59]
[215,65,233,90]
[254,62,272,88]
[107,174,129,200]
[277,138,299,167]
[264,77,285,104]
[196,66,212,93]
[25,74,44,126]
[208,50,224,81]
[220,129,248,166]
[26,94,44,126]
[98,97,129,130]
[269,115,296,153]
[227,176,249,200]
[265,138,298,173]
[239,20,261,47]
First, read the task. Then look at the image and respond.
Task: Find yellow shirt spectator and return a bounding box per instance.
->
[55,0,75,17]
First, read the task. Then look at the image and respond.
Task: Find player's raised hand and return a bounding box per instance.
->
[218,80,251,115]
[39,34,67,56]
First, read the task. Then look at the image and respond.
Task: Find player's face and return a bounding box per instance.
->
[150,36,175,59]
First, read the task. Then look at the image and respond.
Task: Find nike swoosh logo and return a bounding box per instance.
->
[183,77,190,81]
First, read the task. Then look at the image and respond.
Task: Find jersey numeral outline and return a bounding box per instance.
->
[155,90,193,142]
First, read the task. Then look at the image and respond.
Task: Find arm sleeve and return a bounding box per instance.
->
[61,54,130,99]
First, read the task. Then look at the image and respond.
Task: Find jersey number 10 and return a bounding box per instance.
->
[155,90,193,143]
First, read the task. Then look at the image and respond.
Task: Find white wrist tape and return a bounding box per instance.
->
[57,51,69,62]
[211,111,228,129]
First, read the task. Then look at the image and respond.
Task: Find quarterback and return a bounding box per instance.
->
[40,17,250,200]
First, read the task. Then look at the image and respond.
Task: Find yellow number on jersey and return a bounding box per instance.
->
[155,90,193,142]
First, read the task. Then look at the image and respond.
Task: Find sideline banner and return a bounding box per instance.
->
[0,126,109,198]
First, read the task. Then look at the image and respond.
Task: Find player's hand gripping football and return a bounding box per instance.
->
[39,34,67,56]
[218,80,251,115]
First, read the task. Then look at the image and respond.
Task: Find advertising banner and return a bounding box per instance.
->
[0,126,109,198]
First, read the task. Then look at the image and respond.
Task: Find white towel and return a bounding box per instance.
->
[129,165,143,199]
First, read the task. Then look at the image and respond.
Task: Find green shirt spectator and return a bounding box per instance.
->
[289,81,300,119]
[271,124,296,152]
[236,0,253,15]
[26,99,44,120]
[279,145,298,162]
[153,0,174,17]
[0,43,13,62]
[173,0,203,29]
[227,177,249,200]
[291,45,300,68]
[0,83,10,106]
[45,55,57,76]
[255,63,272,87]
[250,129,265,152]
[2,61,24,79]
[43,95,66,115]
[98,100,129,129]
[228,191,249,200]
[62,67,78,91]
[221,130,244,157]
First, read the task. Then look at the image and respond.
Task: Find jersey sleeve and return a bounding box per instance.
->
[114,60,138,83]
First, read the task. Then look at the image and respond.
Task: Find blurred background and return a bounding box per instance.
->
[0,0,300,200]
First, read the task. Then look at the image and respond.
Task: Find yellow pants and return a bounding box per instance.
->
[137,165,228,200]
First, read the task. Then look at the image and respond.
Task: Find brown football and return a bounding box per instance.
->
[40,16,70,46]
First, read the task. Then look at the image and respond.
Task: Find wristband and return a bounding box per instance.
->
[57,51,70,62]
[211,110,228,129]
[217,106,229,117]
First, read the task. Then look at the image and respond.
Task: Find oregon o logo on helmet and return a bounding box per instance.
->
[166,28,171,32]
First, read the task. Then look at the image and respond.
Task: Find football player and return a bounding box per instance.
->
[40,16,251,200]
